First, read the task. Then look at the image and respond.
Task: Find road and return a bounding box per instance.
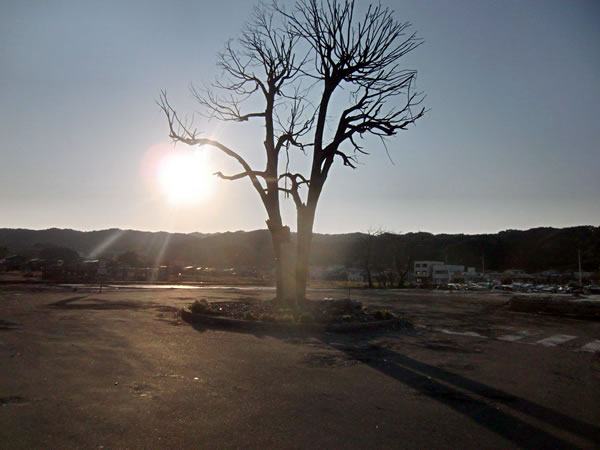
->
[1,285,599,449]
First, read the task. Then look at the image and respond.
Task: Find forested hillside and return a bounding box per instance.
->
[0,226,598,272]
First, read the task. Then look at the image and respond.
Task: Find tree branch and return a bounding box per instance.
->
[214,170,266,181]
[280,0,426,180]
[158,91,267,202]
[278,172,309,208]
[278,187,303,209]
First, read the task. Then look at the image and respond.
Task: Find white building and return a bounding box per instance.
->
[414,260,477,283]
[431,264,465,283]
[414,261,444,278]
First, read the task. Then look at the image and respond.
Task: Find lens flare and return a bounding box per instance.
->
[157,150,213,206]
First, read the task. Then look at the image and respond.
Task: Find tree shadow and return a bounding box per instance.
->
[185,318,329,341]
[331,341,600,448]
[183,319,599,448]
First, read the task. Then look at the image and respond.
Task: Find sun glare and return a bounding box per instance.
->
[157,150,213,206]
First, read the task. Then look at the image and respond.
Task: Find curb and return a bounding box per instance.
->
[180,309,401,333]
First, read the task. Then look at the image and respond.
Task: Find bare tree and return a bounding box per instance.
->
[159,6,310,305]
[159,0,425,306]
[386,232,412,287]
[360,227,384,288]
[278,0,425,301]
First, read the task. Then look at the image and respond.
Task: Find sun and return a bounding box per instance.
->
[157,150,213,206]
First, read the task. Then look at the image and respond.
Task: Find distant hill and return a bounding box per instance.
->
[0,226,598,273]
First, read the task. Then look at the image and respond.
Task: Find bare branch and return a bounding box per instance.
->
[278,172,309,208]
[159,0,427,304]
[279,172,310,186]
[278,187,303,209]
[158,91,267,203]
[278,0,426,180]
[214,170,266,181]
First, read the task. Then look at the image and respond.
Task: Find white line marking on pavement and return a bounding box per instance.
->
[578,340,600,353]
[498,330,539,342]
[435,328,486,338]
[535,334,577,347]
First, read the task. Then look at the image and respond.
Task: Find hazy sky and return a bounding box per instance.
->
[1,0,599,235]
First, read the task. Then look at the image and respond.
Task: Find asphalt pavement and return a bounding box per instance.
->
[1,285,598,449]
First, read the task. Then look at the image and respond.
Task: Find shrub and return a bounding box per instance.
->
[372,310,383,320]
[259,313,276,322]
[190,299,212,315]
[328,299,360,315]
[243,311,257,321]
[372,309,394,320]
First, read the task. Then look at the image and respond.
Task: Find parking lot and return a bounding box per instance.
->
[1,285,599,448]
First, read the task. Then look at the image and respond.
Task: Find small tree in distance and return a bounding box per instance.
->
[360,227,384,289]
[159,0,425,307]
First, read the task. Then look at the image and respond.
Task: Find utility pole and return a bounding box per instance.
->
[578,249,582,287]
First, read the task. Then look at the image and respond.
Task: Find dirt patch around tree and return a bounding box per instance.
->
[182,297,411,332]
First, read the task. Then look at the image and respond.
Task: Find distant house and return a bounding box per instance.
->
[309,265,365,282]
[81,259,100,275]
[346,268,364,282]
[2,255,26,271]
[25,258,45,272]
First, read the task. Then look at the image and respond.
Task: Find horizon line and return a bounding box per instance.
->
[1,224,597,238]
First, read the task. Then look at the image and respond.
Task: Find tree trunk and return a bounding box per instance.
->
[365,263,374,289]
[267,220,295,305]
[394,254,403,288]
[395,254,411,288]
[270,229,284,300]
[295,205,316,305]
[365,246,374,289]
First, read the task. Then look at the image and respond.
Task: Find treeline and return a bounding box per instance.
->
[353,227,600,273]
[0,226,598,273]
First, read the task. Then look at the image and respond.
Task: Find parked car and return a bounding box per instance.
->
[584,284,600,294]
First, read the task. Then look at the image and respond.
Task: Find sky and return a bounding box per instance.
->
[1,0,599,235]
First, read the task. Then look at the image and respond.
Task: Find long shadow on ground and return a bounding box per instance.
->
[338,342,600,448]
[185,319,600,449]
[49,295,599,448]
